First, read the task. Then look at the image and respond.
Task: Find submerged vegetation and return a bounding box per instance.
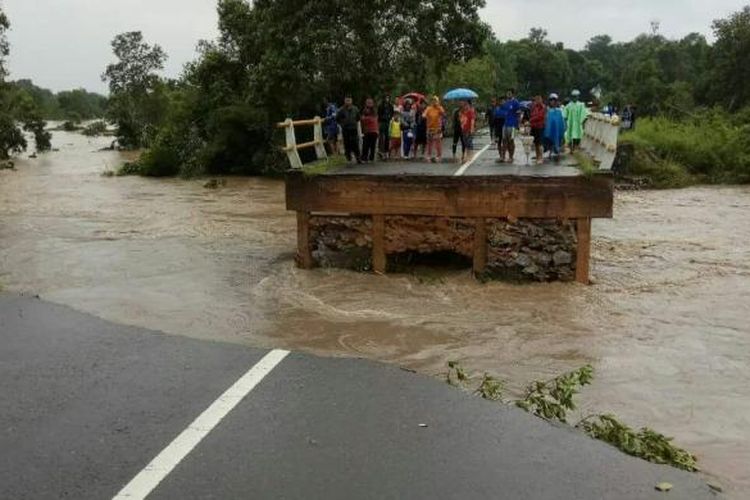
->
[446,361,698,472]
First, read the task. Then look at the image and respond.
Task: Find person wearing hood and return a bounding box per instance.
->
[563,89,588,152]
[544,93,566,162]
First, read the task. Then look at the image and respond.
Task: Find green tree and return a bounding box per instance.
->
[57,88,108,120]
[0,9,51,158]
[136,0,490,177]
[12,79,60,118]
[712,6,750,110]
[0,9,23,159]
[504,28,572,96]
[102,31,167,148]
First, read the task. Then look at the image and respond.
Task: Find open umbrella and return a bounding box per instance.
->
[443,88,479,101]
[401,92,425,104]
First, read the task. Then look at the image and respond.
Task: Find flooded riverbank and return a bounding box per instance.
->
[1,130,749,495]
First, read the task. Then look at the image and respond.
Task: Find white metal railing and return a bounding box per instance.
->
[581,113,621,170]
[276,117,328,169]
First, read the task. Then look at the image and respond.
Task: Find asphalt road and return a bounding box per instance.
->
[0,294,718,499]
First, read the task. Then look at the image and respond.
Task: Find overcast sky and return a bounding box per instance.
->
[2,0,746,94]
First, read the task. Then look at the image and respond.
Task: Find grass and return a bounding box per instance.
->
[301,154,347,177]
[572,150,597,178]
[619,110,750,187]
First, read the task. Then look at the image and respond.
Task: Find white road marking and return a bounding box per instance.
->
[454,143,492,176]
[113,349,290,500]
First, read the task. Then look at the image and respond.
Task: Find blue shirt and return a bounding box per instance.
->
[500,98,521,128]
[324,104,338,135]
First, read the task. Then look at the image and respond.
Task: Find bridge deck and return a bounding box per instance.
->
[321,134,584,177]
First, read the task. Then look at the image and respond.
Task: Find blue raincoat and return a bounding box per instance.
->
[544,107,566,155]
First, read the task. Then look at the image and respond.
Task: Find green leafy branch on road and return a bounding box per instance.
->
[515,364,593,423]
[445,361,697,472]
[579,415,698,472]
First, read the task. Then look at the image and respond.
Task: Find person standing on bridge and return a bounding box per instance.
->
[544,93,566,162]
[401,99,417,159]
[563,89,588,152]
[423,95,446,164]
[493,96,507,161]
[360,98,379,163]
[336,96,362,164]
[458,100,476,163]
[451,106,463,161]
[499,88,521,163]
[414,99,428,160]
[529,94,546,165]
[486,97,498,141]
[377,95,393,157]
[388,113,402,160]
[323,99,339,155]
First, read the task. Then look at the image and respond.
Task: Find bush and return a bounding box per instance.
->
[621,110,750,184]
[61,121,80,131]
[200,103,278,176]
[141,123,204,177]
[116,161,142,176]
[619,146,694,188]
[82,120,108,137]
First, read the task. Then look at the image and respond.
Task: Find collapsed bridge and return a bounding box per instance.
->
[281,115,618,284]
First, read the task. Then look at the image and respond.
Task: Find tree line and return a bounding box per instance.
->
[13,79,108,122]
[0,10,108,159]
[104,1,750,178]
[2,1,749,179]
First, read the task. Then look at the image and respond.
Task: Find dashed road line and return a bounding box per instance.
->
[112,349,290,500]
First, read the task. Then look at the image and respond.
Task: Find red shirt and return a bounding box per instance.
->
[530,102,546,129]
[361,110,379,134]
[459,107,476,134]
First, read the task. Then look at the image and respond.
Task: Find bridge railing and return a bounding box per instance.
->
[276,117,328,169]
[581,113,621,170]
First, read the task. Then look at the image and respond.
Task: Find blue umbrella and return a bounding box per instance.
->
[443,88,479,101]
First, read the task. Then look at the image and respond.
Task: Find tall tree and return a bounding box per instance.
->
[102,31,167,147]
[0,9,51,159]
[711,6,750,110]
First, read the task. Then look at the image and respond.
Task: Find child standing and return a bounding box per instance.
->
[388,113,402,160]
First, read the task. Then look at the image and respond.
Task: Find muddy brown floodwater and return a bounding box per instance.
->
[1,130,749,496]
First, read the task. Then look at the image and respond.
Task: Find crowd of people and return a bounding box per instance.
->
[486,88,590,164]
[324,94,478,165]
[323,87,607,166]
